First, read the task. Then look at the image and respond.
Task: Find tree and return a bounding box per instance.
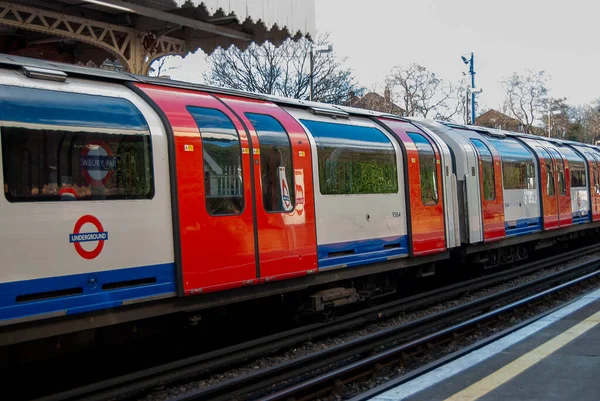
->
[445,78,469,123]
[148,55,179,78]
[500,70,550,134]
[385,63,464,122]
[568,100,600,143]
[542,97,569,138]
[201,32,363,104]
[565,121,585,142]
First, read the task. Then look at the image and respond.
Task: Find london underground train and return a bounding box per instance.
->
[1,54,600,345]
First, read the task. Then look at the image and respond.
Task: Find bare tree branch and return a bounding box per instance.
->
[148,55,179,77]
[201,32,363,105]
[385,63,465,122]
[500,70,549,134]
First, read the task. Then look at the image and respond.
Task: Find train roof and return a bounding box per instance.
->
[0,52,596,150]
[0,52,410,123]
[437,120,599,150]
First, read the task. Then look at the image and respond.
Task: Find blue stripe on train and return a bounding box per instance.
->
[0,263,176,323]
[572,211,592,225]
[318,235,409,269]
[504,217,542,237]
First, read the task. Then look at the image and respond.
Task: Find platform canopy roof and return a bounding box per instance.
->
[0,0,316,73]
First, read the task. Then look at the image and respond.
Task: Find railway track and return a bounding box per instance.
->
[172,256,600,401]
[33,243,600,401]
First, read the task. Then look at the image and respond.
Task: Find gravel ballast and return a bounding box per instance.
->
[137,251,600,401]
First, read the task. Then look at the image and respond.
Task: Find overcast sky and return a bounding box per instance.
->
[164,0,600,113]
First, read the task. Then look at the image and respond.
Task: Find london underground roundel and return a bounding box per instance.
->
[69,215,108,260]
[80,140,117,188]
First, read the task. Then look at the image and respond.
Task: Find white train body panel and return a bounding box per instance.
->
[502,189,541,224]
[0,70,175,324]
[283,108,408,269]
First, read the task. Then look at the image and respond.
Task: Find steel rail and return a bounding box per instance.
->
[33,243,600,401]
[168,256,600,401]
[256,269,600,401]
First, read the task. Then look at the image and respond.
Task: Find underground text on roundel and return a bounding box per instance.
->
[69,231,109,243]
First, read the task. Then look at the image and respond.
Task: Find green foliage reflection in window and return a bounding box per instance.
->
[407,132,438,206]
[470,139,495,201]
[300,119,398,195]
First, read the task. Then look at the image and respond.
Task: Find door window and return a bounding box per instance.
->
[245,113,295,213]
[548,149,566,195]
[407,132,438,206]
[470,139,495,201]
[537,148,555,196]
[188,106,244,216]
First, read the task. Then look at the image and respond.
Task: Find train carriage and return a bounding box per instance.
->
[4,54,600,347]
[0,69,176,324]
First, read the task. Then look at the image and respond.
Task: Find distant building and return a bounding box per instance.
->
[346,86,405,116]
[475,109,524,132]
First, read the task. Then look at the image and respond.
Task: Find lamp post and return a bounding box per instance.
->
[461,53,477,124]
[309,44,333,101]
[467,87,483,124]
[546,109,561,137]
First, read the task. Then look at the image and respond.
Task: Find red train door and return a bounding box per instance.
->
[132,84,258,294]
[535,146,559,230]
[214,94,317,281]
[470,139,505,241]
[587,151,600,221]
[547,148,572,227]
[377,118,445,256]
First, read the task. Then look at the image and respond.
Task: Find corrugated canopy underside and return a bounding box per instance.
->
[169,0,316,53]
[7,0,316,55]
[173,0,316,38]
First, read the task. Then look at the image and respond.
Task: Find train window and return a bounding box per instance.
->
[589,152,600,194]
[0,85,154,202]
[548,149,566,195]
[570,161,586,187]
[537,148,555,196]
[501,160,536,190]
[245,113,295,213]
[407,132,439,206]
[487,138,536,191]
[299,119,398,195]
[470,139,495,201]
[188,107,244,216]
[560,146,587,189]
